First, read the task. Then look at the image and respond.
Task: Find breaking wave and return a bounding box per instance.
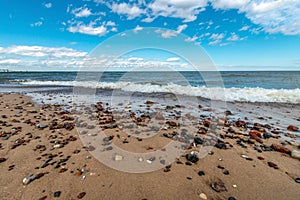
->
[19,80,300,103]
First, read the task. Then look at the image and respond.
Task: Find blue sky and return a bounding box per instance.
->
[0,0,300,71]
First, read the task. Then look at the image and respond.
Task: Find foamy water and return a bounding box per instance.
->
[19,80,300,103]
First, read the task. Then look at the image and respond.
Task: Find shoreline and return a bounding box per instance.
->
[0,93,299,200]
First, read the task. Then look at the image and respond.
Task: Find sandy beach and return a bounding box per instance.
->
[0,93,299,200]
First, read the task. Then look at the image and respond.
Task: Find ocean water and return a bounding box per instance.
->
[0,71,300,103]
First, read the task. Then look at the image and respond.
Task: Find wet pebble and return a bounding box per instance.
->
[228,197,237,200]
[54,191,61,198]
[267,161,279,169]
[295,178,300,183]
[211,181,227,192]
[198,171,205,176]
[77,192,86,199]
[223,170,229,175]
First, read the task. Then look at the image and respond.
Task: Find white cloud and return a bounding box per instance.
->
[239,25,249,31]
[185,36,198,42]
[0,45,87,58]
[111,3,145,20]
[44,3,52,9]
[156,24,187,38]
[72,7,92,18]
[209,33,225,45]
[210,0,249,9]
[210,0,300,35]
[68,22,107,36]
[133,25,143,33]
[227,33,247,41]
[30,21,43,27]
[0,59,20,64]
[166,57,180,62]
[148,0,208,22]
[128,57,144,62]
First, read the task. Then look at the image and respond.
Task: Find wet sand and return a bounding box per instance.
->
[0,93,300,200]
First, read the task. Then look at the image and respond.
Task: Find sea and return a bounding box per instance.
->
[0,71,299,104]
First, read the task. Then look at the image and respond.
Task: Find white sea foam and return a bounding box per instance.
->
[20,80,300,103]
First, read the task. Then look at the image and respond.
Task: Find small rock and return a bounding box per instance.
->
[114,154,123,161]
[295,178,300,183]
[267,161,279,169]
[223,170,229,175]
[199,193,207,200]
[291,150,300,159]
[257,156,265,160]
[271,144,291,155]
[0,157,7,163]
[77,192,86,199]
[53,191,61,198]
[211,181,227,192]
[23,174,36,185]
[198,171,205,176]
[186,153,199,163]
[287,125,299,132]
[38,196,47,200]
[228,197,237,200]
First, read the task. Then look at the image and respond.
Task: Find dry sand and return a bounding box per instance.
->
[0,93,300,200]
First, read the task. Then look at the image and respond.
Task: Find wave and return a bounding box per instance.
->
[19,80,300,104]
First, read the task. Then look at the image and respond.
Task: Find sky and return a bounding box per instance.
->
[0,0,300,71]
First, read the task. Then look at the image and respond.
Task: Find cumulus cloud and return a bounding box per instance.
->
[209,33,225,45]
[210,0,300,35]
[0,45,87,58]
[227,33,247,41]
[30,21,43,27]
[148,0,208,22]
[185,36,198,42]
[133,25,143,33]
[0,45,89,70]
[166,57,180,62]
[44,2,52,9]
[128,57,144,62]
[72,7,92,18]
[156,24,187,38]
[111,2,145,19]
[68,22,108,36]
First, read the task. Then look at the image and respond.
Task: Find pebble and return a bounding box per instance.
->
[228,197,237,200]
[54,191,61,198]
[291,150,300,159]
[23,174,36,185]
[211,181,227,192]
[38,196,47,200]
[223,170,229,175]
[77,192,86,199]
[199,193,207,200]
[0,157,7,163]
[287,125,299,132]
[114,154,123,161]
[198,171,205,176]
[186,153,199,163]
[295,178,300,183]
[267,162,279,169]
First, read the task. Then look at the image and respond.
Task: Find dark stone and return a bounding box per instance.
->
[186,153,199,163]
[223,170,229,175]
[38,196,48,200]
[267,161,279,169]
[295,178,300,183]
[215,143,226,149]
[77,192,86,199]
[198,171,205,176]
[185,161,192,166]
[211,181,227,192]
[194,137,204,145]
[217,165,225,169]
[228,197,237,200]
[0,157,7,163]
[53,191,61,198]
